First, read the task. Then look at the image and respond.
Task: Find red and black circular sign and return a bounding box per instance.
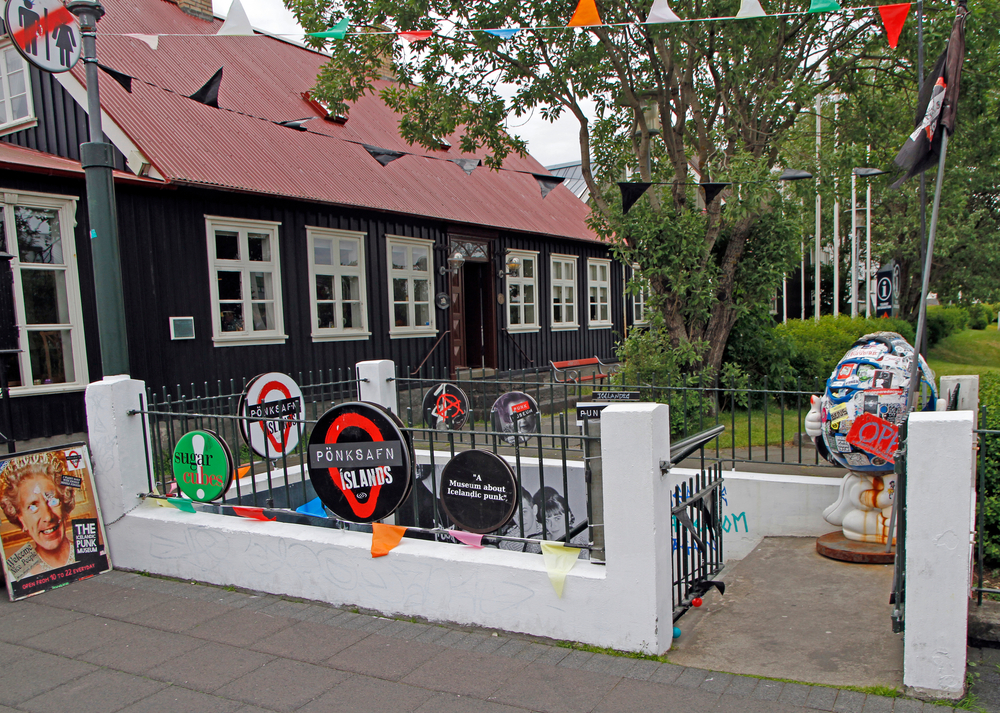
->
[439,450,518,534]
[307,402,414,523]
[422,383,471,431]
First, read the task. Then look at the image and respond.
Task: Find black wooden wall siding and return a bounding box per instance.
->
[0,67,128,171]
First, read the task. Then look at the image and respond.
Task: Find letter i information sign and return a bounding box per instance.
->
[4,0,82,73]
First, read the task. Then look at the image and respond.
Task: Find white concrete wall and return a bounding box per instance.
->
[90,378,676,654]
[903,411,975,700]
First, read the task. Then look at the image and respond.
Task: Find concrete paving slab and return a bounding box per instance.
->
[832,689,867,713]
[326,633,443,681]
[0,601,85,643]
[0,648,97,706]
[418,691,534,713]
[149,641,274,692]
[248,619,369,664]
[78,625,204,674]
[401,647,528,697]
[489,661,620,713]
[214,657,350,712]
[116,685,245,713]
[186,607,297,647]
[297,674,434,713]
[17,668,168,713]
[592,677,719,713]
[669,537,903,689]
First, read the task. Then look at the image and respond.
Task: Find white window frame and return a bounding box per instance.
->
[550,254,578,331]
[505,249,539,333]
[0,42,37,135]
[2,190,88,395]
[386,235,436,338]
[587,258,612,328]
[307,227,370,342]
[630,265,651,326]
[205,216,287,347]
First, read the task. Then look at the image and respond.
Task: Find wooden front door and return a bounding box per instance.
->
[448,240,497,374]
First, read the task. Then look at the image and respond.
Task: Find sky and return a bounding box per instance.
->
[210,0,585,167]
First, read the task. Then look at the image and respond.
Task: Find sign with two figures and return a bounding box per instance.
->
[4,0,82,73]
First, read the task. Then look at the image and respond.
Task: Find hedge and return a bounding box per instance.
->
[979,373,1000,567]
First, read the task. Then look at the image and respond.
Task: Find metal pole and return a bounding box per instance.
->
[800,240,805,320]
[67,0,130,377]
[832,101,839,317]
[866,178,872,318]
[782,274,787,323]
[814,96,822,322]
[851,172,858,317]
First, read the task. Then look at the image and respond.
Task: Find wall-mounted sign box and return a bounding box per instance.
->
[169,316,196,340]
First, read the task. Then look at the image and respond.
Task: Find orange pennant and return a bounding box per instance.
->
[568,0,602,26]
[232,506,276,521]
[878,3,911,49]
[236,464,251,479]
[371,523,407,557]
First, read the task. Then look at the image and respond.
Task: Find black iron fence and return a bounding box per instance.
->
[974,405,999,605]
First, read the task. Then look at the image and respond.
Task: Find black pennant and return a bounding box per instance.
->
[277,117,314,131]
[450,158,481,175]
[97,63,133,93]
[533,174,564,198]
[778,168,812,181]
[701,182,730,206]
[188,68,223,108]
[361,144,406,166]
[618,182,651,215]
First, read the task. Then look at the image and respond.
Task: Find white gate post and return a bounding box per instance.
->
[85,375,152,527]
[601,402,675,653]
[904,411,975,699]
[357,360,398,415]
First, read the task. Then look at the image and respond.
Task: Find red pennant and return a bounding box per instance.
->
[371,523,407,557]
[568,0,602,26]
[233,506,276,521]
[398,31,433,42]
[879,3,911,49]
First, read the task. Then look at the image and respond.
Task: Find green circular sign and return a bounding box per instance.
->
[172,430,233,502]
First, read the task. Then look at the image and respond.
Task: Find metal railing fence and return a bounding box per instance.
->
[974,403,999,605]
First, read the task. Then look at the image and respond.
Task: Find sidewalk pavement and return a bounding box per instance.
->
[0,570,964,713]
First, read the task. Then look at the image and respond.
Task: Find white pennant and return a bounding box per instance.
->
[646,0,682,23]
[217,0,255,35]
[735,0,768,18]
[125,33,159,50]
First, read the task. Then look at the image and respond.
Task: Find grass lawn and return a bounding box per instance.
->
[927,327,1000,377]
[687,406,807,450]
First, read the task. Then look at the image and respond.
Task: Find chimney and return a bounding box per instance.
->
[176,0,214,21]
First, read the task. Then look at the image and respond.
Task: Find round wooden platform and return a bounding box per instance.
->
[816,531,895,564]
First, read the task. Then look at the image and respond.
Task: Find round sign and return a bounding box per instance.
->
[877,276,892,301]
[240,373,305,459]
[3,0,83,73]
[172,429,234,502]
[490,391,540,445]
[439,450,518,534]
[422,383,470,431]
[435,292,451,310]
[307,402,414,523]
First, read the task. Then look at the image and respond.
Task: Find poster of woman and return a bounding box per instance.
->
[0,444,111,601]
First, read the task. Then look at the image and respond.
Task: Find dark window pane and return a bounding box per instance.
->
[21,269,69,325]
[217,271,241,300]
[28,330,73,384]
[315,275,333,301]
[15,207,62,264]
[215,231,239,260]
[5,351,21,387]
[220,303,243,332]
[248,233,270,261]
[317,303,335,329]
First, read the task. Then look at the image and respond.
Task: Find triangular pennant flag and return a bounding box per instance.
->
[485,28,520,39]
[618,182,652,214]
[735,0,767,19]
[450,530,484,548]
[217,0,255,35]
[125,33,159,50]
[646,0,682,24]
[534,174,565,198]
[166,497,196,513]
[807,0,840,12]
[308,18,350,40]
[371,523,407,557]
[701,182,730,205]
[879,3,911,48]
[236,464,251,479]
[450,158,482,175]
[568,0,602,26]
[398,30,433,42]
[188,68,223,108]
[277,117,314,131]
[362,144,406,166]
[778,168,812,181]
[98,63,133,93]
[295,497,327,518]
[233,506,276,521]
[540,542,581,597]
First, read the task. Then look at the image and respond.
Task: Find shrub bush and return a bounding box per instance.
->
[924,305,969,345]
[969,303,995,331]
[723,305,797,384]
[978,373,1000,567]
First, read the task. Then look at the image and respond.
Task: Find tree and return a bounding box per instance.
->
[289,0,883,372]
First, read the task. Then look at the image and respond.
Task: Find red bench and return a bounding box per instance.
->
[550,357,620,384]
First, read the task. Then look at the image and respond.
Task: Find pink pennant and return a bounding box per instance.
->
[398,31,433,42]
[879,3,911,49]
[233,506,276,521]
[450,530,484,548]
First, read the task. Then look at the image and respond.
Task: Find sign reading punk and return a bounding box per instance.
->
[308,402,414,523]
[3,0,82,73]
[239,373,305,459]
[422,383,470,431]
[490,392,540,445]
[172,430,234,502]
[439,450,517,534]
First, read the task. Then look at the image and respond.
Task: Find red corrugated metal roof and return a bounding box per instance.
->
[0,141,157,184]
[74,0,598,242]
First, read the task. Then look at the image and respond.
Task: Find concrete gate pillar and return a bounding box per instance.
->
[357,359,398,415]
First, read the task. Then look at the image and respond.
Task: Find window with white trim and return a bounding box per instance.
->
[588,258,612,327]
[550,254,577,330]
[1,191,88,393]
[205,217,286,346]
[505,250,538,331]
[630,266,651,325]
[0,45,34,133]
[387,235,435,337]
[307,227,369,341]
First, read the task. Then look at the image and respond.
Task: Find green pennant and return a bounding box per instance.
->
[166,497,197,513]
[308,18,349,40]
[807,0,841,12]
